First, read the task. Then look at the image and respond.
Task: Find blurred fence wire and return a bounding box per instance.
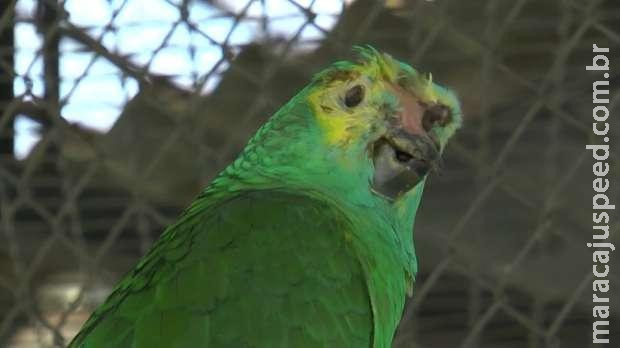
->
[1,0,619,347]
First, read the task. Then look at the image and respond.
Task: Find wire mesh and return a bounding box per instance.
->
[0,0,619,347]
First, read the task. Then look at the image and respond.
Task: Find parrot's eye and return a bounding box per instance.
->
[344,85,364,108]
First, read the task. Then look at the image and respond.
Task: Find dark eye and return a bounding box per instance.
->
[344,85,364,108]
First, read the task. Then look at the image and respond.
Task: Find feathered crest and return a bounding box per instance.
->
[352,45,401,81]
[313,45,411,86]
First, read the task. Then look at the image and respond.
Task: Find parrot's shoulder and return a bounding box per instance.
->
[69,189,368,347]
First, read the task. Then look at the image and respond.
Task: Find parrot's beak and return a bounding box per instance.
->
[371,83,451,201]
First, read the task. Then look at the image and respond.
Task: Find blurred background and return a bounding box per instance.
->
[0,0,619,347]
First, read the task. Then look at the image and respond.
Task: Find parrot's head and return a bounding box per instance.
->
[304,46,462,202]
[218,46,461,208]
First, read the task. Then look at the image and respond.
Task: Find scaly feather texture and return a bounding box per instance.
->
[69,46,462,348]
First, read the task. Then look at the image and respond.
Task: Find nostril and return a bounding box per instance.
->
[422,104,450,132]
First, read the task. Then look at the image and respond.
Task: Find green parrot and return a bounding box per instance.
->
[69,46,462,348]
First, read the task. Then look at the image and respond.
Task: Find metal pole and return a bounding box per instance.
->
[0,1,15,158]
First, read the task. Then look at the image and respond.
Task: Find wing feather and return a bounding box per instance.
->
[70,190,373,348]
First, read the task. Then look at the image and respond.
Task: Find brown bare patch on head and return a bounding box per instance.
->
[319,69,360,85]
[320,104,334,113]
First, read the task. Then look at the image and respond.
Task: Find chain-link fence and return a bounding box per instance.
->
[1,0,619,347]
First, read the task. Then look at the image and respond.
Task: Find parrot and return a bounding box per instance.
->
[68,46,462,348]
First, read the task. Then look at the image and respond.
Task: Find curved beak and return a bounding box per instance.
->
[371,83,451,201]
